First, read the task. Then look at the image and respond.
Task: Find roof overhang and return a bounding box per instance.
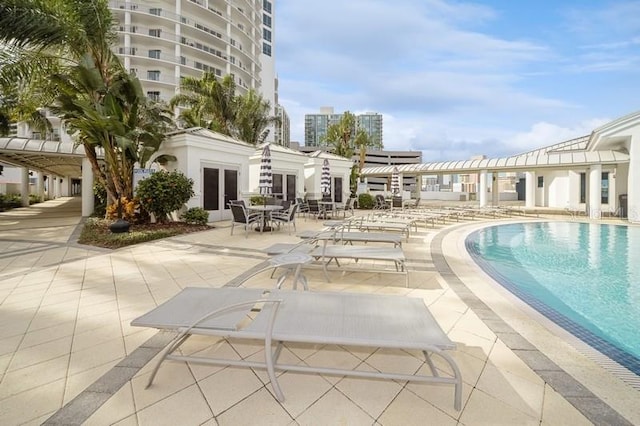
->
[0,137,92,178]
[362,150,629,176]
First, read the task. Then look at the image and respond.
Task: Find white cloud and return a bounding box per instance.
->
[276,0,640,163]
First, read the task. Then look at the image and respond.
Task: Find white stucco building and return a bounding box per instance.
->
[153,129,352,222]
[2,110,640,223]
[362,111,640,223]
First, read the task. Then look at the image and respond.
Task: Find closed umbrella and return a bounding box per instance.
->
[259,144,273,199]
[320,158,331,199]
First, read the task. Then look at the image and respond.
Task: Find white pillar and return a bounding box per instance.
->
[81,157,94,217]
[61,176,70,197]
[47,174,54,198]
[479,170,488,207]
[588,164,602,219]
[491,172,499,205]
[20,167,30,207]
[525,171,536,208]
[53,177,59,198]
[629,139,640,223]
[36,172,44,201]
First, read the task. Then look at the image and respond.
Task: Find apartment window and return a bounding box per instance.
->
[263,0,272,13]
[148,50,161,59]
[537,176,543,188]
[147,91,160,101]
[180,56,186,65]
[263,28,271,42]
[149,8,162,16]
[601,172,609,204]
[129,68,138,75]
[262,42,271,56]
[149,29,161,37]
[147,70,160,81]
[262,14,271,27]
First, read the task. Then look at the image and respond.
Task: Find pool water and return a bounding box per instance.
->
[466,222,640,375]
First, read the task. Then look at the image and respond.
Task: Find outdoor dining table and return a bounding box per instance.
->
[248,204,283,232]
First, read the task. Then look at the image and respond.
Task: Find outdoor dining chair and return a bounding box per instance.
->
[271,203,298,235]
[229,203,262,237]
[307,199,321,219]
[296,197,310,217]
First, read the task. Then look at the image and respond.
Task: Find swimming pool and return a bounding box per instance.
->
[466,222,640,375]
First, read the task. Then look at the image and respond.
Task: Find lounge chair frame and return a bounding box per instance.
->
[131,287,462,410]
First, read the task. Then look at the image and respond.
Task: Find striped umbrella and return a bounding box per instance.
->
[320,158,331,197]
[391,166,400,195]
[259,144,272,197]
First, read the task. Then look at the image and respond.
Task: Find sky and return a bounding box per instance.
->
[275,0,640,162]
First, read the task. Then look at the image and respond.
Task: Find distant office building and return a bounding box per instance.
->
[304,107,383,149]
[109,0,289,144]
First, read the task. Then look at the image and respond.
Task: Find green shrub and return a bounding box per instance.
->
[136,170,195,222]
[4,194,22,208]
[358,193,375,209]
[181,207,209,225]
[250,195,265,205]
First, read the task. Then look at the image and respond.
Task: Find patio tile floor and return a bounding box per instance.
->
[0,197,638,425]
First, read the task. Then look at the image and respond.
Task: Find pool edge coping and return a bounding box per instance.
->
[434,218,638,425]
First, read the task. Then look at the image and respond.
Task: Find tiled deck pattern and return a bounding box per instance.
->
[0,197,638,425]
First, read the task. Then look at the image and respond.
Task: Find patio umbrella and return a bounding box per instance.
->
[391,166,400,196]
[320,158,331,198]
[259,144,273,200]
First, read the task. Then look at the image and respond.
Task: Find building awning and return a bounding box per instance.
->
[361,148,629,176]
[0,137,92,178]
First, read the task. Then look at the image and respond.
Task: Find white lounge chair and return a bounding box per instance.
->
[310,239,408,286]
[297,229,403,247]
[131,287,462,410]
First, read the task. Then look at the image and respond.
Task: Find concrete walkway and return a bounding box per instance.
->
[0,197,109,280]
[0,199,638,425]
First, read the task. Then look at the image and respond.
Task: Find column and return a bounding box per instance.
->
[81,157,94,217]
[53,177,59,198]
[479,170,488,207]
[36,172,44,201]
[525,171,535,208]
[588,164,602,219]
[47,174,54,199]
[20,167,30,207]
[628,139,640,223]
[491,172,499,205]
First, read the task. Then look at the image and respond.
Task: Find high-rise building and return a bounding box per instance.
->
[109,0,288,144]
[274,104,290,146]
[304,107,383,148]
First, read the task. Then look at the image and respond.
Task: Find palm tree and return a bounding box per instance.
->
[171,73,278,145]
[0,0,173,205]
[324,111,356,158]
[234,89,279,145]
[353,128,371,173]
[171,73,238,135]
